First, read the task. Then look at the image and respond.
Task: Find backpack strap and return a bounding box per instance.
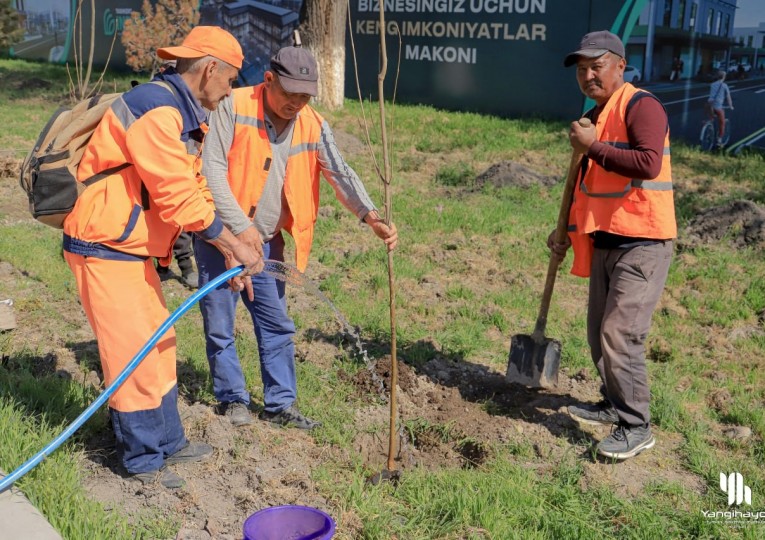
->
[83,81,175,208]
[139,80,176,210]
[81,163,131,187]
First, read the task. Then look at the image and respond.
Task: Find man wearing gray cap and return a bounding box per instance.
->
[196,43,398,429]
[549,30,676,460]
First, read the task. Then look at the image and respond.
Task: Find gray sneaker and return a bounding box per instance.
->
[131,467,185,489]
[259,404,322,430]
[223,402,253,427]
[597,424,655,460]
[181,271,199,289]
[568,400,619,426]
[165,442,213,465]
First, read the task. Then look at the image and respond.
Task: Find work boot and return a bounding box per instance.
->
[223,402,253,427]
[131,467,185,489]
[597,424,655,460]
[260,404,322,430]
[165,442,214,465]
[181,270,199,289]
[156,264,172,282]
[568,400,619,426]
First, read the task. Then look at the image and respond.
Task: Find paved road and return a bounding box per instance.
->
[644,76,765,154]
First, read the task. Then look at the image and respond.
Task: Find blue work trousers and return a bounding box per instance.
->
[109,385,187,473]
[194,234,297,413]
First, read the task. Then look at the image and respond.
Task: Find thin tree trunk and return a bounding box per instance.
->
[299,0,347,109]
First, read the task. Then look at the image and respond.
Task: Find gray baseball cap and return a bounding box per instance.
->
[564,30,625,67]
[270,46,318,96]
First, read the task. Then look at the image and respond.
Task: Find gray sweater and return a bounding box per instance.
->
[202,94,376,241]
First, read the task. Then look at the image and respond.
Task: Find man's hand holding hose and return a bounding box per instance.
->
[209,227,264,301]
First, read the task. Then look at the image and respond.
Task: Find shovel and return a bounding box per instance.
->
[506,117,592,388]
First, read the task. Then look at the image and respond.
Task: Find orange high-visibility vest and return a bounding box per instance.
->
[226,84,323,272]
[568,84,677,278]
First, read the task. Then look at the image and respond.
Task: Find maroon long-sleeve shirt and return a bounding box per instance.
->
[584,91,670,247]
[588,92,668,180]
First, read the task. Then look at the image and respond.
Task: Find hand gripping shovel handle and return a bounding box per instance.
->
[532,117,592,341]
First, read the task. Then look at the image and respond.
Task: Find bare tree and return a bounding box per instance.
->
[298,0,348,109]
[121,0,199,74]
[68,0,118,100]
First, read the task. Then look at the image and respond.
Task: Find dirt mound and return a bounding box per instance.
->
[13,77,53,91]
[0,157,21,179]
[474,161,557,189]
[683,199,765,248]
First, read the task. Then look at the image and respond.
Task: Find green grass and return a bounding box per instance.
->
[2,58,765,538]
[0,350,176,538]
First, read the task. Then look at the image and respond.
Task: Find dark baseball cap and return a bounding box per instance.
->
[564,30,625,67]
[270,46,318,96]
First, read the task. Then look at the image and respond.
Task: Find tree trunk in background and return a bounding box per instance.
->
[299,0,347,109]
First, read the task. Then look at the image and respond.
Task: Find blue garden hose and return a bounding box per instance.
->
[0,264,247,493]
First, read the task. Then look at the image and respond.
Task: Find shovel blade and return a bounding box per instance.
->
[506,334,561,388]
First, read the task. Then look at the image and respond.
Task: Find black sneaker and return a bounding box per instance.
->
[568,400,619,426]
[165,442,213,465]
[156,265,172,282]
[223,402,253,427]
[131,467,185,489]
[259,404,322,430]
[597,424,655,460]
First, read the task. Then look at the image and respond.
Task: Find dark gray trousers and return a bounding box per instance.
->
[587,241,673,426]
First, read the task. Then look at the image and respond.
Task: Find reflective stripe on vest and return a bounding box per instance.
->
[580,178,674,198]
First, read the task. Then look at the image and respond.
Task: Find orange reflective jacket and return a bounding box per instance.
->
[64,74,221,264]
[226,84,323,272]
[568,84,677,278]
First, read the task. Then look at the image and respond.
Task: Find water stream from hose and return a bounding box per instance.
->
[265,261,411,463]
[263,260,388,400]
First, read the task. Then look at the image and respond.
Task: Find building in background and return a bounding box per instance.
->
[199,0,300,85]
[627,0,738,82]
[731,22,765,72]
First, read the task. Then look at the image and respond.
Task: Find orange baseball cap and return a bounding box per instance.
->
[157,26,244,69]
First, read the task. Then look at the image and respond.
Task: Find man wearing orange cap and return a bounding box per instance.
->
[63,26,264,489]
[195,43,397,430]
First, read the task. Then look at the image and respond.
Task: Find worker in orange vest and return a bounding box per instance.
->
[195,43,397,429]
[63,27,264,489]
[551,31,676,461]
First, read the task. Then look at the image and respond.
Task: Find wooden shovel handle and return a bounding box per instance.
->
[532,117,592,339]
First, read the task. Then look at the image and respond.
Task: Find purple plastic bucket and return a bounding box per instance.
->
[243,505,336,540]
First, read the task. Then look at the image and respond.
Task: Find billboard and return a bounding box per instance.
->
[9,1,303,87]
[7,1,765,150]
[345,0,648,120]
[9,0,641,119]
[10,1,139,65]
